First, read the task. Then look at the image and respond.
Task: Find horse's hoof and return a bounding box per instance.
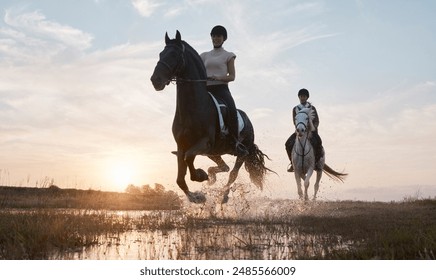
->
[221,189,230,204]
[187,191,206,204]
[191,168,208,182]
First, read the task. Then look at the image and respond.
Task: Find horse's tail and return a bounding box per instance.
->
[323,164,348,182]
[244,144,275,190]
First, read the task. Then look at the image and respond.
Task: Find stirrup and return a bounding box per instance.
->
[287,163,294,172]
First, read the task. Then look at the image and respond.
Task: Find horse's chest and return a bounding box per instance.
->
[292,141,315,171]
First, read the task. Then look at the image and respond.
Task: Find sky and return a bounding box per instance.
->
[0,0,435,201]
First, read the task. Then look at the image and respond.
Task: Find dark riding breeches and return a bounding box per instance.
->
[207,84,238,140]
[285,131,323,163]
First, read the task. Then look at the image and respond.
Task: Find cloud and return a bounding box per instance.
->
[4,9,93,50]
[132,0,162,17]
[250,108,274,120]
[0,17,175,186]
[163,6,185,18]
[314,81,436,188]
[1,9,93,64]
[1,41,170,137]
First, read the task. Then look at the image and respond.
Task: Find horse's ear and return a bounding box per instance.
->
[165,32,170,44]
[175,30,181,42]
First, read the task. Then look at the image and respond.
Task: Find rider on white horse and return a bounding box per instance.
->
[285,88,324,172]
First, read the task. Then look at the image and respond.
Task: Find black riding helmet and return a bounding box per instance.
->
[298,88,310,98]
[210,25,227,41]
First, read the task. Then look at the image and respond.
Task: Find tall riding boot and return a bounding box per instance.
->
[228,112,248,157]
[285,133,296,172]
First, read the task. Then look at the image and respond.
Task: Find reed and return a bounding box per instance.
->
[1,197,435,260]
[0,209,132,259]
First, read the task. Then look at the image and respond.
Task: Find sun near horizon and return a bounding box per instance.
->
[99,156,147,192]
[96,151,176,193]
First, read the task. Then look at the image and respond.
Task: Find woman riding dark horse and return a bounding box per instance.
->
[150,31,272,204]
[200,25,248,157]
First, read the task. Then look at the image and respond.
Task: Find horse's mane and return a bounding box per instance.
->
[181,40,208,80]
[165,31,208,80]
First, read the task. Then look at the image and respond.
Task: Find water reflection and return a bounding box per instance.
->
[11,194,354,260]
[64,216,351,260]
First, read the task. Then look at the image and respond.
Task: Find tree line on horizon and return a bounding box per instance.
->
[124,183,169,195]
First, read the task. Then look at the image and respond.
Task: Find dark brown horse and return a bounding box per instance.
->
[150,31,272,203]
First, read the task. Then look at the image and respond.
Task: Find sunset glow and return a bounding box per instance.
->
[0,1,435,201]
[109,161,135,189]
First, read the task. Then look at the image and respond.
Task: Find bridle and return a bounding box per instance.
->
[295,111,309,133]
[157,43,185,83]
[157,43,208,84]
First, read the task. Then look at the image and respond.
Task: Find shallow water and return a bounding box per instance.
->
[62,225,350,260]
[12,187,353,260]
[54,200,352,260]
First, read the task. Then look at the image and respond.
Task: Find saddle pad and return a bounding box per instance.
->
[208,92,244,134]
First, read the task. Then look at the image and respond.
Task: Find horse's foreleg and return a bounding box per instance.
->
[185,137,210,182]
[207,155,230,185]
[294,173,303,199]
[313,169,322,200]
[176,152,205,203]
[222,157,244,204]
[304,169,314,201]
[176,152,189,194]
[185,153,208,183]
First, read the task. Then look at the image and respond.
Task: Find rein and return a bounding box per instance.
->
[295,135,312,169]
[171,78,208,83]
[296,136,311,156]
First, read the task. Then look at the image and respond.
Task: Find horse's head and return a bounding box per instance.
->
[294,107,315,137]
[150,30,186,91]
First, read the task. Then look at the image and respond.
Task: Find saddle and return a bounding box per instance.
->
[208,93,244,136]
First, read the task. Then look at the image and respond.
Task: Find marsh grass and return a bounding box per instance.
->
[1,186,435,260]
[0,186,181,210]
[179,198,436,259]
[0,209,133,259]
[290,199,436,259]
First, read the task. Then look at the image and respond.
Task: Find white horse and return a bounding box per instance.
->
[291,107,347,200]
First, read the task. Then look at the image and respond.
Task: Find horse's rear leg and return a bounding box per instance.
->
[207,155,230,185]
[222,157,244,204]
